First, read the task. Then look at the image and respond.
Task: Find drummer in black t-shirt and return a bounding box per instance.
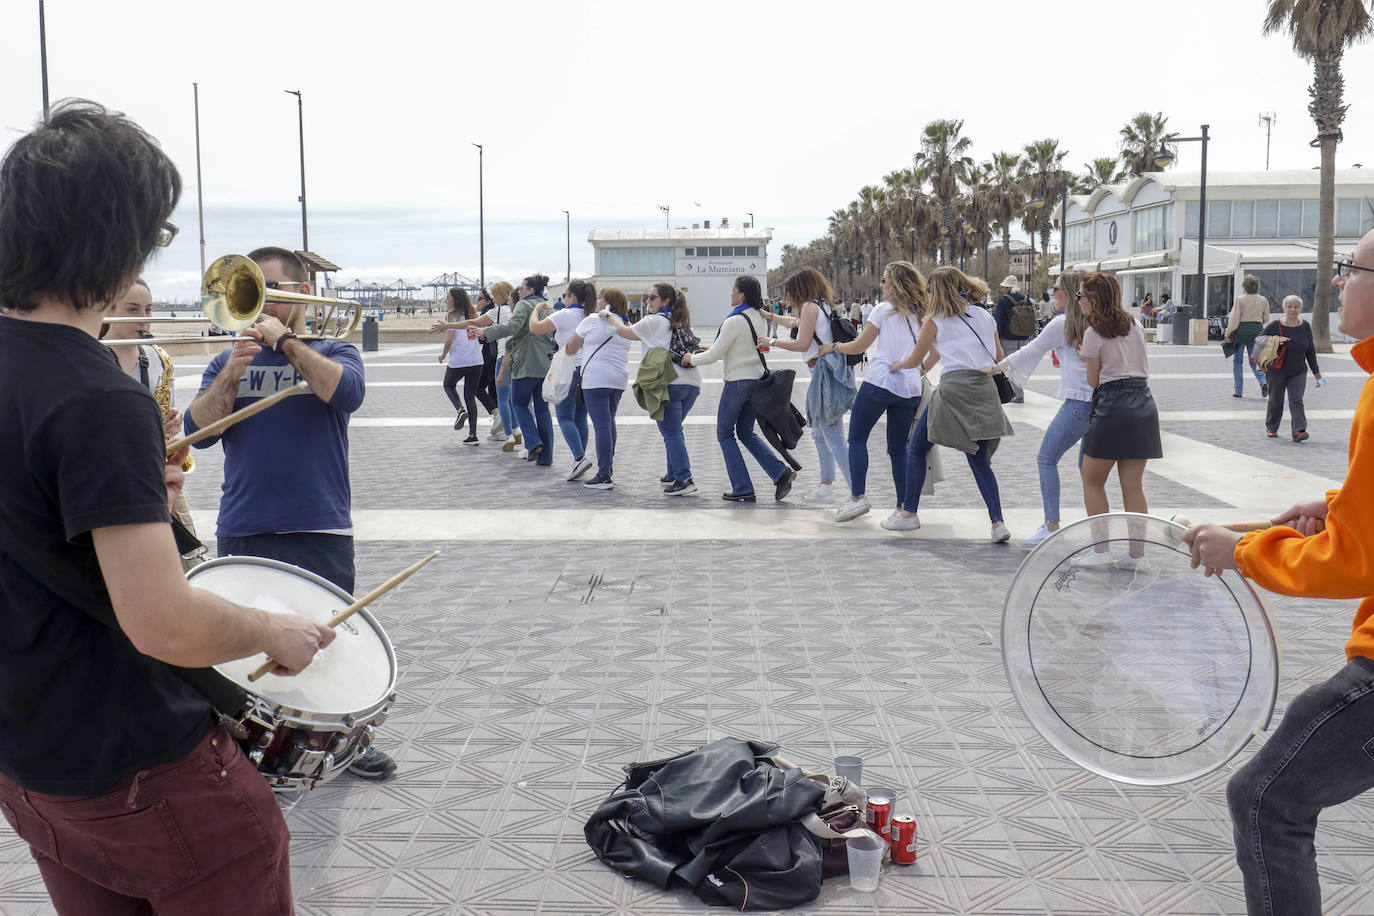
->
[0,101,334,914]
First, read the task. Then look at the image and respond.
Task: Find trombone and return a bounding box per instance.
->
[103,254,364,347]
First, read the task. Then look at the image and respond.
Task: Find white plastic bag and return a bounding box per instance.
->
[543,349,575,404]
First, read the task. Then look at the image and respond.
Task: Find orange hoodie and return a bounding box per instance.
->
[1236,335,1374,662]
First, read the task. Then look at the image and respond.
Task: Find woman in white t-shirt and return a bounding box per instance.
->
[889,267,1013,541]
[1074,271,1161,567]
[759,267,853,505]
[436,288,493,444]
[603,281,704,495]
[565,289,633,489]
[824,262,931,524]
[431,280,514,444]
[530,280,594,480]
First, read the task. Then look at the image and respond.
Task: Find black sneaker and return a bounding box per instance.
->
[774,468,796,501]
[348,746,398,780]
[463,435,479,445]
[664,478,697,496]
[1262,384,1270,398]
[453,413,466,430]
[660,474,674,484]
[525,444,543,462]
[722,490,756,502]
[583,473,614,489]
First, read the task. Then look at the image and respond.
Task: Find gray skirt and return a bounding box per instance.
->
[1083,378,1163,460]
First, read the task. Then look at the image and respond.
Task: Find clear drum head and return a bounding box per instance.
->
[188,557,396,718]
[1002,513,1279,786]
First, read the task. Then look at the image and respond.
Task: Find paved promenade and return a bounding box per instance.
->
[2,335,1371,915]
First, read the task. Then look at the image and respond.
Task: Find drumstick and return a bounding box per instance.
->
[1170,515,1272,533]
[166,381,310,456]
[247,551,440,682]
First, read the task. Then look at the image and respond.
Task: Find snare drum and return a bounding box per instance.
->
[185,556,398,792]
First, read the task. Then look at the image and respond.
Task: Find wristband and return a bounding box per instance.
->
[274,332,298,353]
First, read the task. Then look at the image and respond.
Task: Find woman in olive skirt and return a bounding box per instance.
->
[1075,272,1162,568]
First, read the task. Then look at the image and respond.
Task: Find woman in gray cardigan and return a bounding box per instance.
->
[477,274,557,466]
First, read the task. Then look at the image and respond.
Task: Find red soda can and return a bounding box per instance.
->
[890,815,917,864]
[865,796,892,839]
[466,327,478,339]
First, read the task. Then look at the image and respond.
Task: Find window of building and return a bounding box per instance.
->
[1279,200,1302,237]
[1208,201,1232,239]
[1337,198,1367,237]
[747,246,759,256]
[1249,268,1319,311]
[1232,200,1254,238]
[1132,203,1174,253]
[598,246,675,276]
[708,246,721,257]
[685,248,695,256]
[1302,199,1320,237]
[1065,222,1091,261]
[1254,200,1278,238]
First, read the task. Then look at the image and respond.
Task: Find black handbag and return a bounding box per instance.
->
[958,312,1017,403]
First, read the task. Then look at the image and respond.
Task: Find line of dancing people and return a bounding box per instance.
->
[432,263,1164,544]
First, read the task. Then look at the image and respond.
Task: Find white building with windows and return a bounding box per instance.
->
[1059,169,1374,316]
[586,226,771,326]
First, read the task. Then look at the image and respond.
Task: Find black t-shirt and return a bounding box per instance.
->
[0,316,211,795]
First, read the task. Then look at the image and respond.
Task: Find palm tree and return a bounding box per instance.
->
[1078,156,1126,192]
[1264,0,1373,352]
[1020,139,1071,290]
[1119,112,1179,176]
[913,119,974,264]
[985,152,1024,279]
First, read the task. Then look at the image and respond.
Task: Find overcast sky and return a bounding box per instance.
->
[3,0,1371,302]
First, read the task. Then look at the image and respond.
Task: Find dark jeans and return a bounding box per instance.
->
[510,375,554,465]
[583,387,622,478]
[555,368,589,460]
[655,384,700,481]
[901,407,1003,520]
[218,531,355,593]
[1265,371,1308,434]
[0,725,293,915]
[478,344,498,409]
[846,382,918,500]
[442,364,492,435]
[1228,657,1374,915]
[716,378,785,494]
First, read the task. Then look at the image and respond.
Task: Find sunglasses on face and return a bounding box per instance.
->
[156,221,178,248]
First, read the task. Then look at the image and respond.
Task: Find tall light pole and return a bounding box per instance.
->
[1152,125,1209,325]
[38,1,50,118]
[472,143,484,290]
[657,204,669,229]
[562,209,570,282]
[745,211,755,228]
[284,90,307,252]
[193,83,206,278]
[1259,112,1275,170]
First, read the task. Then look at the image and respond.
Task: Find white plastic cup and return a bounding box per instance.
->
[864,785,899,816]
[833,756,863,785]
[847,834,884,892]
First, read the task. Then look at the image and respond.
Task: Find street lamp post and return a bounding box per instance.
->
[38,1,50,119]
[193,83,206,278]
[471,143,484,290]
[1151,125,1209,336]
[745,211,754,228]
[562,210,570,283]
[284,90,307,252]
[657,204,669,229]
[1029,179,1070,291]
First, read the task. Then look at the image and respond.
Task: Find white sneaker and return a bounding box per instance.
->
[991,522,1011,543]
[567,456,594,482]
[517,448,529,460]
[1115,554,1151,571]
[881,513,921,531]
[835,497,870,523]
[488,420,506,441]
[1071,551,1116,568]
[1018,524,1054,550]
[802,483,835,505]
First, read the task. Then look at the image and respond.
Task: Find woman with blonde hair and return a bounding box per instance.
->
[817,261,931,523]
[1074,271,1162,567]
[889,267,1012,540]
[757,266,854,503]
[990,269,1092,547]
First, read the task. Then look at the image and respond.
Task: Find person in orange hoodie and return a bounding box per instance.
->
[1183,227,1374,916]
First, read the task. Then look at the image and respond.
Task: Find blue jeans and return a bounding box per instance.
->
[846,382,918,500]
[1228,657,1374,915]
[716,378,785,494]
[555,368,589,460]
[495,356,516,434]
[510,375,554,465]
[656,384,700,481]
[902,407,1003,520]
[812,417,852,489]
[1037,398,1092,525]
[582,388,622,478]
[1234,339,1266,395]
[218,532,355,593]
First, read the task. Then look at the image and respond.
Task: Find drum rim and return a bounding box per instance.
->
[188,555,399,722]
[1001,512,1280,786]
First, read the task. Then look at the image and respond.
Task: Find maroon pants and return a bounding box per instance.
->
[0,725,293,915]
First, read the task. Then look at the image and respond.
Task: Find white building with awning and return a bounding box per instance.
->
[1058,169,1374,316]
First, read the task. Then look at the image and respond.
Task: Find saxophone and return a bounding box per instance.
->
[149,341,195,474]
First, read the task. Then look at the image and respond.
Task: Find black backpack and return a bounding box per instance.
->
[816,299,863,365]
[1008,293,1037,337]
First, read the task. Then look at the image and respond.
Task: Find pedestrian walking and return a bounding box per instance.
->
[437,288,494,443]
[993,275,1033,402]
[1262,294,1323,441]
[566,290,632,489]
[1224,274,1272,398]
[476,274,557,466]
[529,280,594,480]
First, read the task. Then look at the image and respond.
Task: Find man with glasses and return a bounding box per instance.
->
[1185,228,1374,914]
[185,247,397,780]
